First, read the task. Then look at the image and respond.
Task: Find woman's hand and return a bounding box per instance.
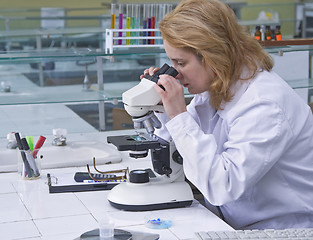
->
[140,67,160,79]
[154,74,187,119]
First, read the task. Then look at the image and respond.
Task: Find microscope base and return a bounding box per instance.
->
[107,181,193,211]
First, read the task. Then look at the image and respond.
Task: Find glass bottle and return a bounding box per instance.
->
[254,26,261,41]
[265,25,272,41]
[275,25,282,41]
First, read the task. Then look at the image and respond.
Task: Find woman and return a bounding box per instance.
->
[145,0,313,230]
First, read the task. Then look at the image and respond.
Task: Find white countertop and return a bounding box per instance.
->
[0,140,233,240]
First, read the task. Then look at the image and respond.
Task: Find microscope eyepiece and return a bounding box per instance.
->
[156,63,170,76]
[143,64,178,91]
[144,63,178,84]
[154,64,178,78]
[145,63,169,84]
[165,67,178,78]
[157,66,178,91]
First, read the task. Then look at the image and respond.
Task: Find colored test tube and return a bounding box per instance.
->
[143,4,148,45]
[151,4,156,45]
[111,3,116,45]
[147,4,152,45]
[154,4,160,44]
[118,4,124,45]
[156,4,166,45]
[131,4,136,45]
[166,4,173,14]
[126,4,131,45]
[135,4,141,45]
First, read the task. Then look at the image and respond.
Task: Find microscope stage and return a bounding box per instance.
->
[107,134,167,152]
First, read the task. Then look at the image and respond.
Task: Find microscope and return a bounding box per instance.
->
[107,64,193,211]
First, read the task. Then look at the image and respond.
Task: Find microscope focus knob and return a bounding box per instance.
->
[129,170,150,183]
[162,166,172,175]
[172,150,183,165]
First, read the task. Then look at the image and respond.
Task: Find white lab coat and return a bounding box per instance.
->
[155,70,313,230]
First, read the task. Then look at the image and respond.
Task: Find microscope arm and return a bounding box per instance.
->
[122,63,178,118]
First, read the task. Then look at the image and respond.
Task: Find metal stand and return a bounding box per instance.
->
[79,229,131,240]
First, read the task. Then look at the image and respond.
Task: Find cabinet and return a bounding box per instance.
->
[261,39,313,105]
[296,2,313,38]
[272,50,309,102]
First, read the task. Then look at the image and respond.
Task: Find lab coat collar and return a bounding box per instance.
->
[199,91,211,104]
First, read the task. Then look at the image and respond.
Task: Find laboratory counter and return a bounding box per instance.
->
[0,133,233,240]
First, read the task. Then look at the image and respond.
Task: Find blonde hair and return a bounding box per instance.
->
[159,0,273,110]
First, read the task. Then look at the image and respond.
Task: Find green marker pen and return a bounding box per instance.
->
[26,136,34,152]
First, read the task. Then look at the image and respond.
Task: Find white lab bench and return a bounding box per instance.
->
[0,131,233,240]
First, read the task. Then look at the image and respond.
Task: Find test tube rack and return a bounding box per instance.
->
[105,28,163,54]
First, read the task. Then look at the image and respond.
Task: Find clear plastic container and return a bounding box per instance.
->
[98,214,115,239]
[17,149,41,180]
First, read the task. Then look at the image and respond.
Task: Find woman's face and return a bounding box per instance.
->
[163,40,215,94]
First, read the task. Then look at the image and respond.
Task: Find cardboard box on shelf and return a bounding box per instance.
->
[112,108,133,130]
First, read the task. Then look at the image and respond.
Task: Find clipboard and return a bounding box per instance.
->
[47,173,119,193]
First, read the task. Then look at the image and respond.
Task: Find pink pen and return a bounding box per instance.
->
[32,136,46,158]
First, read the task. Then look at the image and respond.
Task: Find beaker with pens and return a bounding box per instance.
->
[17,148,42,180]
[15,134,46,180]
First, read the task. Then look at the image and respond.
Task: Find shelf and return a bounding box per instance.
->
[0,44,311,107]
[0,82,141,106]
[260,38,313,47]
[260,39,313,56]
[286,78,313,90]
[0,48,169,106]
[0,47,166,62]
